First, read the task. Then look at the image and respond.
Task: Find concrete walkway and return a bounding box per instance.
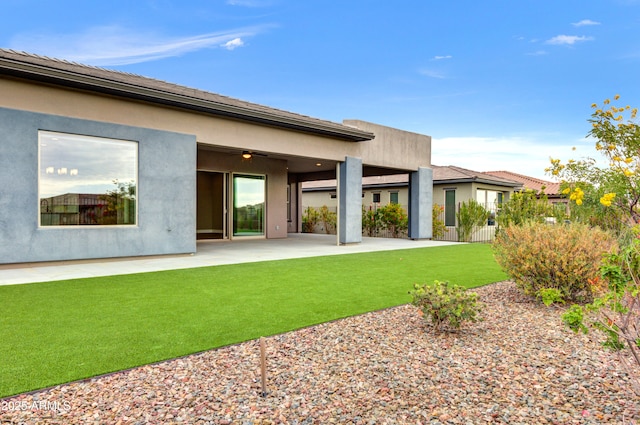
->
[0,234,459,286]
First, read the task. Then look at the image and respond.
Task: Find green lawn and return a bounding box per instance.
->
[0,243,505,398]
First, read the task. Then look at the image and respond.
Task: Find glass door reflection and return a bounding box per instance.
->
[233,174,265,236]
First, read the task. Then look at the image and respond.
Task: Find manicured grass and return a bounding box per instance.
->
[0,243,505,398]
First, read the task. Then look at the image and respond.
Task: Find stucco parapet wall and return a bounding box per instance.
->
[0,49,373,142]
[342,119,431,171]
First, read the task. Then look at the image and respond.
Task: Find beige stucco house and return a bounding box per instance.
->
[304,166,522,215]
[303,165,522,240]
[0,49,433,264]
[431,166,522,226]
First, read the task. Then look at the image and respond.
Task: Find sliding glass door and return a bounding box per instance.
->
[233,174,265,237]
[197,171,227,240]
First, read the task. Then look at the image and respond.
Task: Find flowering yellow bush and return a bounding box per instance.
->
[600,192,616,207]
[549,95,640,394]
[547,95,640,228]
[569,187,584,205]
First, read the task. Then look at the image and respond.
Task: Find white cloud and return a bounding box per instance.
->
[431,136,600,180]
[545,35,594,45]
[9,24,270,66]
[433,55,452,60]
[419,68,447,79]
[526,50,548,56]
[572,19,601,27]
[222,37,244,50]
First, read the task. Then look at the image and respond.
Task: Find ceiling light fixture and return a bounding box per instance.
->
[242,151,253,159]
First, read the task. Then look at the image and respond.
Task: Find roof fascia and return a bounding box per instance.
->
[474,178,522,187]
[433,178,474,185]
[434,178,521,187]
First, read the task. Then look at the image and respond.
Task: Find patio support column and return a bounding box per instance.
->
[408,167,433,240]
[338,156,363,244]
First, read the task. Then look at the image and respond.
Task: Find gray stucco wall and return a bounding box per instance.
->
[0,107,196,264]
[338,156,363,244]
[408,167,433,240]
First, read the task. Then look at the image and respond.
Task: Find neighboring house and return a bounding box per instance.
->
[485,170,567,208]
[303,174,411,211]
[302,165,522,240]
[431,165,522,227]
[0,49,433,264]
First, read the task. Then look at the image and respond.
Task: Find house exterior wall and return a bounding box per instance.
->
[471,182,513,203]
[305,182,516,214]
[433,183,515,207]
[303,187,409,211]
[0,107,196,264]
[363,187,408,209]
[0,74,434,263]
[1,79,430,172]
[433,183,471,208]
[0,78,348,162]
[302,191,336,209]
[432,181,518,230]
[343,120,431,170]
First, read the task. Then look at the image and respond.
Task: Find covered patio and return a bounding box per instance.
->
[1,49,433,266]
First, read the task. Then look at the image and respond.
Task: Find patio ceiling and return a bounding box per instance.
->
[197,144,412,182]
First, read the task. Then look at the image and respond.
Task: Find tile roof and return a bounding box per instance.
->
[484,170,561,195]
[302,165,524,190]
[432,165,522,187]
[0,49,373,142]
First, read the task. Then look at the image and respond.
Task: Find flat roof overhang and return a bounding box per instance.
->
[0,51,374,143]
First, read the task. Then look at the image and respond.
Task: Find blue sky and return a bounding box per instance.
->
[4,0,640,179]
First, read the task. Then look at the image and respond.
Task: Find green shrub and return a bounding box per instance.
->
[362,206,383,236]
[456,200,489,242]
[379,203,408,238]
[493,222,617,303]
[432,203,447,239]
[563,242,640,357]
[537,287,565,306]
[495,189,557,229]
[562,304,589,334]
[563,304,627,351]
[302,206,320,233]
[318,205,337,234]
[409,280,482,332]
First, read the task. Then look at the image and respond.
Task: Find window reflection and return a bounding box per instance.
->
[233,175,265,236]
[39,131,137,226]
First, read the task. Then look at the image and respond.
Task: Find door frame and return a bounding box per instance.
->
[196,170,229,240]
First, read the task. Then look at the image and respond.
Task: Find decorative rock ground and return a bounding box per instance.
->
[2,281,638,424]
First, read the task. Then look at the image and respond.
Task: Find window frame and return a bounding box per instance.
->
[231,173,266,237]
[444,189,456,227]
[389,191,399,204]
[38,130,139,228]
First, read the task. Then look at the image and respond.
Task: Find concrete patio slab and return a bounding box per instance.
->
[0,234,460,286]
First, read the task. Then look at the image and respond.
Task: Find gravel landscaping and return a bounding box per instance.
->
[2,281,638,424]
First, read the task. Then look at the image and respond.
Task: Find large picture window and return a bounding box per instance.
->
[39,131,138,226]
[233,174,265,236]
